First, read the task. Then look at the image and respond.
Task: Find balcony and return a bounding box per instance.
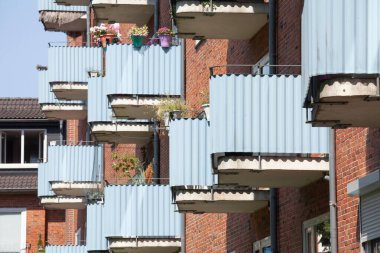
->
[92,0,154,24]
[38,69,87,120]
[55,0,90,6]
[302,0,380,128]
[38,145,103,209]
[210,74,330,187]
[106,44,183,119]
[38,0,87,32]
[86,185,181,253]
[48,46,103,100]
[88,77,153,145]
[172,0,268,39]
[170,119,269,213]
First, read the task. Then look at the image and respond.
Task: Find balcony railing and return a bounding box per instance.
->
[38,145,103,198]
[91,0,154,24]
[169,119,269,213]
[172,0,268,39]
[302,0,380,127]
[210,73,330,187]
[38,0,87,32]
[86,185,181,252]
[38,70,87,120]
[88,77,153,144]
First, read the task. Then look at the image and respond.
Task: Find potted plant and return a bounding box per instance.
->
[155,98,188,127]
[157,27,173,48]
[129,25,149,48]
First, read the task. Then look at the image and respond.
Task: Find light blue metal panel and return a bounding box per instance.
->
[45,246,87,253]
[104,185,181,238]
[210,75,330,154]
[302,0,380,103]
[38,70,85,105]
[87,204,108,251]
[37,145,103,197]
[87,77,113,123]
[38,0,86,12]
[106,44,183,96]
[169,119,213,186]
[48,46,103,83]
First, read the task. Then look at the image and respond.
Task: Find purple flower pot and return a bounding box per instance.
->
[159,35,172,48]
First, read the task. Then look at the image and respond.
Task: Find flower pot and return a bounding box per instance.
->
[159,35,172,48]
[131,35,145,48]
[202,104,210,120]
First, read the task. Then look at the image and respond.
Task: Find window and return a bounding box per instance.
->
[0,208,26,253]
[253,236,271,253]
[253,54,270,75]
[0,130,46,166]
[303,213,331,253]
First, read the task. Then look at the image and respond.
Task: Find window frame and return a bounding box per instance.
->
[0,129,47,169]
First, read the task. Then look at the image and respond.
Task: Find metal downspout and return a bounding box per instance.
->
[329,129,337,253]
[269,0,278,252]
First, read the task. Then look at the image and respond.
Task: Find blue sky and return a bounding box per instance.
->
[0,0,66,98]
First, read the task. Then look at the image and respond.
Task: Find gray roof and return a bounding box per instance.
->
[0,98,46,120]
[0,170,37,192]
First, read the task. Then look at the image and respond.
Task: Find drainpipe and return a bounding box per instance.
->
[153,120,160,184]
[86,5,91,46]
[329,129,337,253]
[269,0,278,252]
[154,0,159,33]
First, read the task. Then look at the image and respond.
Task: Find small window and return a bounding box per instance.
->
[303,213,331,253]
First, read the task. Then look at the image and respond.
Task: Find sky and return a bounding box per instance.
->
[0,0,66,98]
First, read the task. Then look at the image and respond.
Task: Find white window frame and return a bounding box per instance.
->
[302,213,330,253]
[0,208,27,253]
[0,129,47,169]
[253,236,271,253]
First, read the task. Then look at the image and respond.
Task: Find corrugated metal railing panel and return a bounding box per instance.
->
[106,44,183,96]
[39,0,86,11]
[88,77,112,122]
[38,70,85,105]
[38,163,55,197]
[210,75,330,154]
[47,145,103,182]
[302,0,380,102]
[45,246,87,253]
[48,46,103,83]
[361,190,380,243]
[87,204,108,251]
[37,145,103,197]
[169,119,213,186]
[104,185,181,238]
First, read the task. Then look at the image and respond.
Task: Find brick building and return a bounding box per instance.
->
[2,0,378,253]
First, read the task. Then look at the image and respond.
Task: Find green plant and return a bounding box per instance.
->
[112,153,142,179]
[154,98,188,121]
[129,25,149,37]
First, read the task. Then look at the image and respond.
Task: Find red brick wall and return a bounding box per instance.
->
[0,193,45,253]
[335,128,380,252]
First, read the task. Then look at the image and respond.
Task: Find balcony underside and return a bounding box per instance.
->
[309,77,380,128]
[108,237,181,253]
[109,95,171,119]
[51,182,103,197]
[55,0,90,6]
[41,104,87,120]
[92,0,154,25]
[90,122,153,145]
[40,196,87,209]
[175,1,267,39]
[172,186,269,214]
[215,155,329,187]
[39,11,86,32]
[51,83,88,100]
